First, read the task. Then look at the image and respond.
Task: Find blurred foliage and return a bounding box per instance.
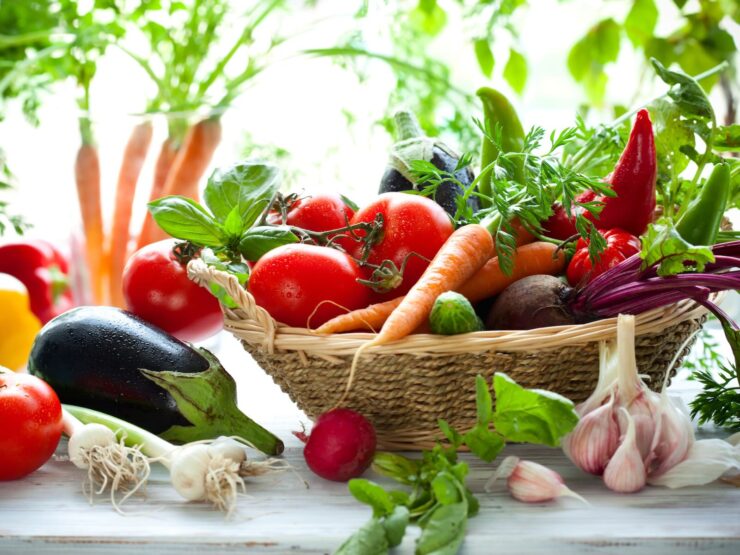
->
[566,0,738,115]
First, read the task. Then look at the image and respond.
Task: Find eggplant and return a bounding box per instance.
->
[29,306,283,455]
[379,110,478,217]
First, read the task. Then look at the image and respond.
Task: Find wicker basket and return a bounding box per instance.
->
[188,259,707,450]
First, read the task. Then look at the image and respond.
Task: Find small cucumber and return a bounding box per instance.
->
[429,292,483,335]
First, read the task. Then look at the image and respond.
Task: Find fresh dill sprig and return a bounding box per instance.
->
[690,363,740,429]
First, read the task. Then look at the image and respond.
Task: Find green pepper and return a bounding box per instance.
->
[676,163,731,246]
[476,87,525,208]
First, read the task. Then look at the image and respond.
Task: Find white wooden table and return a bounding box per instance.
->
[1,333,739,554]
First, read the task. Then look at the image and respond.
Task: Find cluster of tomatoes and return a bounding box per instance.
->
[250,192,454,328]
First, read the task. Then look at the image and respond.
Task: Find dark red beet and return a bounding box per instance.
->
[295,408,376,482]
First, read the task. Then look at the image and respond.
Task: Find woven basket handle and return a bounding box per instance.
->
[187,258,278,335]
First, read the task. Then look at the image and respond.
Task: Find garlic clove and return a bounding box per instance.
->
[646,394,694,478]
[625,391,659,461]
[493,457,588,505]
[603,408,647,493]
[563,394,620,476]
[648,438,740,489]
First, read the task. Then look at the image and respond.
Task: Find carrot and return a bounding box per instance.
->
[373,224,495,346]
[74,143,105,305]
[320,241,564,335]
[143,117,223,245]
[135,137,178,251]
[316,296,404,334]
[108,121,153,307]
[457,241,566,302]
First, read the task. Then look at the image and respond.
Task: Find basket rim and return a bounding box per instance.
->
[188,258,715,356]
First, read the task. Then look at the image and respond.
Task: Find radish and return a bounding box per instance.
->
[295,408,376,482]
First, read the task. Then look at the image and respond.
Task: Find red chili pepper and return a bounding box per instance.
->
[544,109,657,239]
[0,239,74,323]
[566,229,641,286]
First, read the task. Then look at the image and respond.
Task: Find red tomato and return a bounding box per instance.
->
[0,372,63,481]
[249,244,370,328]
[285,194,354,233]
[566,229,641,286]
[122,240,223,342]
[349,193,453,300]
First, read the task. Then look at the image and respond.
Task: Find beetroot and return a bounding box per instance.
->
[295,408,377,482]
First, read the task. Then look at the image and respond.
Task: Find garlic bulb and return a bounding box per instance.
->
[563,314,705,493]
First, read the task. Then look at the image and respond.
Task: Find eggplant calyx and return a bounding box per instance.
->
[139,348,284,456]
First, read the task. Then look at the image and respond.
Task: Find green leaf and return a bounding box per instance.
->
[348,479,396,518]
[503,48,527,95]
[492,373,579,447]
[437,418,463,448]
[640,222,715,276]
[223,205,243,238]
[649,98,695,177]
[409,0,447,36]
[624,0,658,47]
[203,160,280,225]
[567,19,620,104]
[714,124,740,151]
[431,472,461,506]
[650,58,714,120]
[335,518,389,555]
[340,194,360,212]
[416,502,467,555]
[238,226,298,260]
[200,249,250,309]
[147,196,225,246]
[474,375,492,424]
[474,39,494,78]
[372,452,420,486]
[462,424,505,463]
[383,506,409,548]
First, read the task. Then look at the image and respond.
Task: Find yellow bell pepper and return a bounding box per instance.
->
[0,273,42,371]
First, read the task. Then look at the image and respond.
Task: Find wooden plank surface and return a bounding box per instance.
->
[1,333,738,554]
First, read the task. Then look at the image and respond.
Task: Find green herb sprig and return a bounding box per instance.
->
[336,373,578,555]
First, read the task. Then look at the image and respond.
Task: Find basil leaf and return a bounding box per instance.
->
[335,518,389,555]
[238,226,298,260]
[203,160,280,225]
[640,221,715,276]
[416,502,467,555]
[148,196,225,246]
[492,372,579,447]
[201,249,249,309]
[382,506,409,548]
[223,205,244,238]
[348,479,395,518]
[437,418,463,448]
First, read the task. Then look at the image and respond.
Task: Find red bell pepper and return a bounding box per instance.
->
[545,109,657,239]
[0,239,74,323]
[566,229,641,286]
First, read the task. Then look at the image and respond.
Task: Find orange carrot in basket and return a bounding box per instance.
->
[457,241,566,302]
[319,241,563,334]
[317,296,404,334]
[74,142,105,305]
[372,224,495,345]
[136,137,178,251]
[143,117,223,245]
[108,121,153,307]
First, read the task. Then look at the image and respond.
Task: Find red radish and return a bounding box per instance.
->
[294,408,376,482]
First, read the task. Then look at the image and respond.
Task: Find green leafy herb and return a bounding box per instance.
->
[639,220,715,276]
[690,363,740,430]
[147,196,226,246]
[337,373,578,554]
[239,226,298,261]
